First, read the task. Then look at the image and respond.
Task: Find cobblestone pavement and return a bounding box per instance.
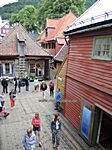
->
[0,82,83,150]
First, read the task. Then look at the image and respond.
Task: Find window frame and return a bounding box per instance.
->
[5,63,10,74]
[92,35,112,60]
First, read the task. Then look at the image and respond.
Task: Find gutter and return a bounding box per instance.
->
[64,20,112,36]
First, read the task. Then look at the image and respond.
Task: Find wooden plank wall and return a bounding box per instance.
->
[64,28,112,129]
[56,58,67,109]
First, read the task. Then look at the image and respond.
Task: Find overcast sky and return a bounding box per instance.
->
[0,0,18,7]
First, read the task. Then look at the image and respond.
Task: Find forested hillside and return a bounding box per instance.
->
[0,0,97,32]
[0,0,39,19]
[0,0,97,20]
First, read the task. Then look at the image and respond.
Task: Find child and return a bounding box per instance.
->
[32,113,42,147]
[23,128,36,150]
[9,89,16,108]
[51,114,61,149]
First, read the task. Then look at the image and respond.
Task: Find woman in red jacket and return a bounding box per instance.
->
[32,113,42,147]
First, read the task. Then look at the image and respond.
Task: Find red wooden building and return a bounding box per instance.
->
[37,12,76,56]
[64,0,112,149]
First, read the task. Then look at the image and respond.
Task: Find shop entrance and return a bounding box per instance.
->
[99,112,112,150]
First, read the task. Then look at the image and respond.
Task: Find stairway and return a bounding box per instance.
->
[15,57,27,77]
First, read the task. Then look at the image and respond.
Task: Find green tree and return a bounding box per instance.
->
[9,5,38,32]
[36,0,86,32]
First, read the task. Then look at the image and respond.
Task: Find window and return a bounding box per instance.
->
[5,63,10,74]
[2,29,6,34]
[30,64,35,73]
[52,43,56,49]
[92,35,112,60]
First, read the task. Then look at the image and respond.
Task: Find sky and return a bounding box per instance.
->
[0,0,18,7]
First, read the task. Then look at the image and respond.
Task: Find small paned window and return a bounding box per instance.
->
[30,64,35,73]
[5,63,10,74]
[92,36,112,60]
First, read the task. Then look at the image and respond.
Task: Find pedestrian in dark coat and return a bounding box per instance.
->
[18,78,22,93]
[14,77,17,92]
[25,77,29,91]
[49,80,54,96]
[51,114,61,149]
[40,81,47,99]
[1,78,8,93]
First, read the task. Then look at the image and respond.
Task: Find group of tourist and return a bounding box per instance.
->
[0,76,62,149]
[23,113,61,150]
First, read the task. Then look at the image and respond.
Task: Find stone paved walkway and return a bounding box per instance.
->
[0,82,82,150]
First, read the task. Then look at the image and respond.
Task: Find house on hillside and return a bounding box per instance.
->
[64,0,112,149]
[0,24,51,80]
[37,12,77,78]
[0,16,11,39]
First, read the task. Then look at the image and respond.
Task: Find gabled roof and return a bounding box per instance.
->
[0,24,50,57]
[64,0,112,33]
[54,44,68,62]
[46,12,77,42]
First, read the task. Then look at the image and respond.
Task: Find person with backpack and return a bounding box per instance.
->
[51,114,61,149]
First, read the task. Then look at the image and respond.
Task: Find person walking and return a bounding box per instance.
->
[55,89,62,112]
[31,113,42,147]
[33,78,39,91]
[23,128,36,150]
[1,77,8,93]
[9,89,16,108]
[14,77,17,92]
[25,77,29,91]
[49,80,54,96]
[40,81,47,99]
[18,78,22,93]
[51,114,61,149]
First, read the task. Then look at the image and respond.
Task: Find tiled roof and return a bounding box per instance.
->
[46,12,77,43]
[45,19,59,28]
[64,0,112,33]
[0,24,51,57]
[54,44,68,62]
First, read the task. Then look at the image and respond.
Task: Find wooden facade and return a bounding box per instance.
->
[64,26,112,146]
[64,0,112,148]
[0,24,51,80]
[56,56,67,111]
